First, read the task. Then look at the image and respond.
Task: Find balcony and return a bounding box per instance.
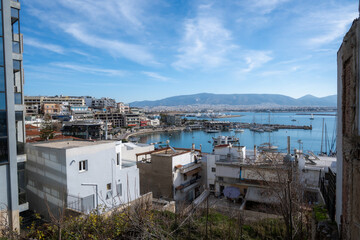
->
[178,161,202,174]
[175,176,202,192]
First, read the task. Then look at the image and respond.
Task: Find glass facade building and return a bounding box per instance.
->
[0,0,25,232]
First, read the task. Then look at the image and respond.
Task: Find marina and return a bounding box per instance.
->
[136,111,336,154]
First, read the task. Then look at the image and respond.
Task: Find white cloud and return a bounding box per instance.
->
[242,51,273,72]
[25,37,65,54]
[173,9,236,69]
[52,63,126,76]
[63,24,157,66]
[142,71,171,82]
[243,0,290,14]
[299,3,358,47]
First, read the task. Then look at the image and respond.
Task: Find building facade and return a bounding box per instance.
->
[0,0,27,231]
[336,18,360,239]
[26,140,140,217]
[136,147,202,203]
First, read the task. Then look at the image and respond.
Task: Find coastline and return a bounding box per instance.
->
[123,127,185,140]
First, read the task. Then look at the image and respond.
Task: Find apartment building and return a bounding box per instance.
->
[136,146,202,203]
[42,103,61,115]
[336,18,360,239]
[84,96,116,109]
[25,96,85,116]
[117,102,130,114]
[26,140,140,218]
[0,0,27,231]
[94,112,125,128]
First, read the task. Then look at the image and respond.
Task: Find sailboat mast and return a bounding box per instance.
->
[320,118,324,154]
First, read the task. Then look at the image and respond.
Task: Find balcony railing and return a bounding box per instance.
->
[179,161,201,174]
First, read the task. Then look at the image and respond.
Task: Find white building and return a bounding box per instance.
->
[121,142,154,167]
[26,140,140,218]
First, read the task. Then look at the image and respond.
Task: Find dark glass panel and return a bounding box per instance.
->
[0,38,3,66]
[0,67,4,91]
[13,60,20,72]
[12,41,20,53]
[0,111,6,137]
[15,111,22,121]
[0,92,5,110]
[0,137,8,163]
[14,92,21,104]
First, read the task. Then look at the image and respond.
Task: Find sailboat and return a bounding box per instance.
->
[310,114,314,120]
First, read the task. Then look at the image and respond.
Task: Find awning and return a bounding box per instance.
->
[245,187,280,204]
[223,186,241,199]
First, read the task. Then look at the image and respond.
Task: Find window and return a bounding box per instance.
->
[79,160,88,172]
[209,184,215,191]
[218,177,223,181]
[211,167,216,172]
[116,183,122,196]
[116,153,120,166]
[184,175,187,181]
[107,183,111,190]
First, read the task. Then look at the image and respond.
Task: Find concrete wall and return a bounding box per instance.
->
[26,141,140,218]
[26,144,68,218]
[336,18,360,239]
[137,154,173,199]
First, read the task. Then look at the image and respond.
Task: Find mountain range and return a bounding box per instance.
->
[130,93,337,107]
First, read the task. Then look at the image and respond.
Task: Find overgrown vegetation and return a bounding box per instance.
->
[313,205,328,222]
[15,205,312,240]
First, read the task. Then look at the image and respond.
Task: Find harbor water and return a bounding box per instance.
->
[137,112,337,154]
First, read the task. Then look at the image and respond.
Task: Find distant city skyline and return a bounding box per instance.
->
[22,0,357,102]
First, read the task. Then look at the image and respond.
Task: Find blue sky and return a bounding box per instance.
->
[22,0,358,103]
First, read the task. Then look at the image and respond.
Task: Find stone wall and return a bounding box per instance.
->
[337,19,360,239]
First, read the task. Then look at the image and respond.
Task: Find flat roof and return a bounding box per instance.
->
[30,140,116,149]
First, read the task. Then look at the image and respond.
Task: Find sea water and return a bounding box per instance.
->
[137,111,336,154]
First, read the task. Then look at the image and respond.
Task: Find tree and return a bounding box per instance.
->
[40,114,56,140]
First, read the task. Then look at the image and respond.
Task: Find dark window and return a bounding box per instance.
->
[14,93,21,104]
[0,92,5,110]
[0,67,4,91]
[184,174,187,181]
[107,183,111,190]
[116,153,120,165]
[13,60,20,72]
[116,183,122,196]
[0,38,3,66]
[12,41,20,54]
[211,167,216,172]
[209,184,215,190]
[0,138,8,163]
[79,160,88,171]
[0,111,6,136]
[218,177,223,181]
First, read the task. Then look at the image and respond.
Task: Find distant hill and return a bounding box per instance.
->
[130,93,337,107]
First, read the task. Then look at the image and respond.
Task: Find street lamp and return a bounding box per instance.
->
[81,183,99,215]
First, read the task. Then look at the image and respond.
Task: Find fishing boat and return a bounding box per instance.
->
[234,128,244,133]
[258,143,278,152]
[212,136,239,145]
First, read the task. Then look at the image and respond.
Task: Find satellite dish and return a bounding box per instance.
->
[223,186,241,199]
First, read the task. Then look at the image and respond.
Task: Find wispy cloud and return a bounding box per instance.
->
[52,63,126,76]
[299,3,357,47]
[242,51,273,72]
[242,0,290,14]
[173,6,236,70]
[25,37,65,54]
[142,71,171,82]
[63,24,158,66]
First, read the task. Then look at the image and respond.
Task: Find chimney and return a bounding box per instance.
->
[287,136,291,155]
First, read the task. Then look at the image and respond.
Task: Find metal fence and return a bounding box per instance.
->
[319,168,336,221]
